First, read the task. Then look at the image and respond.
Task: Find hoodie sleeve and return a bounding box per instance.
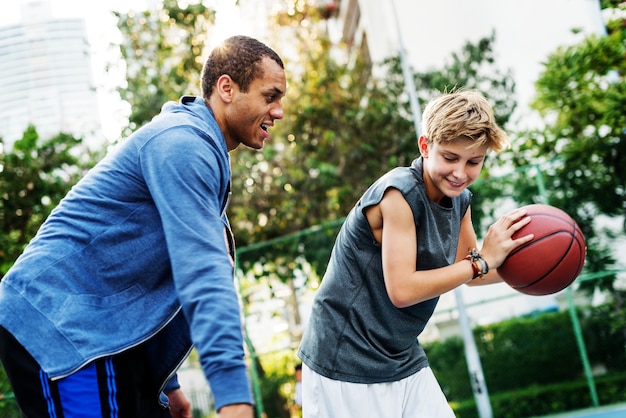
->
[139,124,253,410]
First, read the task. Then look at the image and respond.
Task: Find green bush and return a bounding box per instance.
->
[426,306,626,405]
[254,349,298,418]
[426,304,626,417]
[476,311,582,392]
[428,337,472,400]
[581,303,626,371]
[453,372,626,418]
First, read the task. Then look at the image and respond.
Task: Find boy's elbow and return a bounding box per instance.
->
[386,288,414,309]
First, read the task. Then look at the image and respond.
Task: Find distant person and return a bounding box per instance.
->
[297,90,534,417]
[0,35,286,418]
[295,363,303,407]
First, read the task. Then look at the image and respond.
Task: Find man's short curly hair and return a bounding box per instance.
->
[201,35,284,99]
[421,89,509,153]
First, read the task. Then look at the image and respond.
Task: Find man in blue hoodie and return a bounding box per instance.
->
[0,35,286,418]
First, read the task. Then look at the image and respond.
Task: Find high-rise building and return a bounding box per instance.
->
[0,0,100,147]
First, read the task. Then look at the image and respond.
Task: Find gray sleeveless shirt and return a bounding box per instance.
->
[298,157,471,383]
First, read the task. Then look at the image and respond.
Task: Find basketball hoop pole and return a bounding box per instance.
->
[390,0,422,138]
[454,288,494,418]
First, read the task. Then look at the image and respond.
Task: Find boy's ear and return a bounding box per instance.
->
[418,135,429,158]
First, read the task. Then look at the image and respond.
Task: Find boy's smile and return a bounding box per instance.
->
[420,135,487,204]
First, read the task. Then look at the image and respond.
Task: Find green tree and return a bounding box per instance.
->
[231,25,517,307]
[230,0,518,333]
[503,5,626,350]
[110,0,517,251]
[0,126,88,277]
[413,31,516,129]
[114,0,215,135]
[508,9,626,295]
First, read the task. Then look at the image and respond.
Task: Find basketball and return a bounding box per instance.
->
[497,204,586,296]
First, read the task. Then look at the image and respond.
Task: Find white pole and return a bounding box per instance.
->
[587,0,619,82]
[455,288,493,418]
[390,0,422,138]
[587,0,607,36]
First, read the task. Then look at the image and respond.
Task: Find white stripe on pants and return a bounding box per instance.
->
[302,364,456,418]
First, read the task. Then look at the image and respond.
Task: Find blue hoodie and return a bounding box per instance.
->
[0,96,252,410]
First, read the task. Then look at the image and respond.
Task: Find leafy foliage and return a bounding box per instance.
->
[255,350,296,418]
[0,126,88,277]
[427,336,472,399]
[426,306,626,405]
[413,31,516,129]
[114,0,215,135]
[230,6,517,253]
[0,365,19,416]
[479,311,581,390]
[505,8,626,299]
[529,32,626,219]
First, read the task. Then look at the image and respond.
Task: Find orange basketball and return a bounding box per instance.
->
[497,204,586,296]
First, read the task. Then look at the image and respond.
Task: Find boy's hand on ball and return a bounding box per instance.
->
[497,204,586,295]
[481,208,534,269]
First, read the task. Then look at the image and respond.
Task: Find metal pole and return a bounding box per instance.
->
[244,330,265,418]
[455,288,493,418]
[566,288,600,407]
[235,251,265,418]
[390,0,422,138]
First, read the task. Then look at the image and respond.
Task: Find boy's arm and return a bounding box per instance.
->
[377,190,533,306]
[456,208,503,286]
[458,206,534,287]
[378,189,478,307]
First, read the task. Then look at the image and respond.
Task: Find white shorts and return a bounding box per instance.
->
[302,364,456,418]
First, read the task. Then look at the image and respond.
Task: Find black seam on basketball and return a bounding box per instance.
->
[513,233,581,289]
[499,206,586,295]
[505,215,575,258]
[507,230,573,258]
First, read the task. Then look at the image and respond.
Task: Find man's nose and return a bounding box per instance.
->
[270,103,284,120]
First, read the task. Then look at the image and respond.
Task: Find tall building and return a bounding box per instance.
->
[0,0,100,147]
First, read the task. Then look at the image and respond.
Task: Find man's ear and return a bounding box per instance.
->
[215,74,234,103]
[418,135,429,158]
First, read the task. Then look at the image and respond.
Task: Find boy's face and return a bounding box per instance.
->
[419,135,487,204]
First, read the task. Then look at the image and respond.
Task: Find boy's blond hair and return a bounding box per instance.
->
[420,89,509,153]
